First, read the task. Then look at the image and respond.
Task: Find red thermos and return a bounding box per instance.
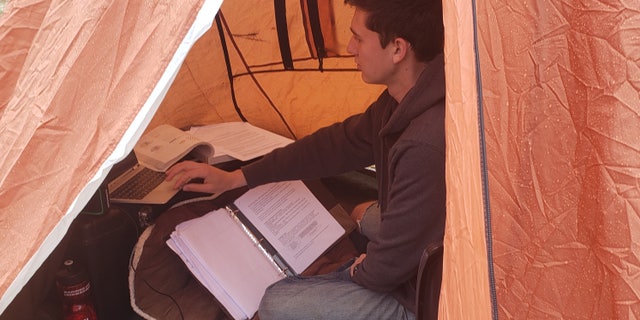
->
[56,259,98,320]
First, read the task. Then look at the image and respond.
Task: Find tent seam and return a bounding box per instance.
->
[470,0,499,318]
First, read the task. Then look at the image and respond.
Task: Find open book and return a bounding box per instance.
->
[133,124,215,172]
[166,180,346,320]
[188,122,294,164]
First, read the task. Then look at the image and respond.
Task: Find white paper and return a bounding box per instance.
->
[168,210,284,320]
[189,122,293,162]
[233,180,345,274]
[167,180,344,319]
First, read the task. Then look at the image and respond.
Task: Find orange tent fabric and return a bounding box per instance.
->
[443,0,640,319]
[0,0,222,312]
[1,0,639,318]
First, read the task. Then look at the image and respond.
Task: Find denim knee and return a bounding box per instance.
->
[257,270,414,320]
[257,280,303,320]
[257,285,277,320]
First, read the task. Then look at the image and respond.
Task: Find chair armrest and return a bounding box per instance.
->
[416,241,444,320]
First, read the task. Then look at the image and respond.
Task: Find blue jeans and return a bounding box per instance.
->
[258,204,415,320]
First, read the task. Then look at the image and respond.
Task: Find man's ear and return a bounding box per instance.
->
[391,38,411,63]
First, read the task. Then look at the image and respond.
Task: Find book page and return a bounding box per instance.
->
[167,209,285,320]
[134,124,214,171]
[189,122,293,162]
[233,180,345,274]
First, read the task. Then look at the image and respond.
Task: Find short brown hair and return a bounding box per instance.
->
[344,0,444,62]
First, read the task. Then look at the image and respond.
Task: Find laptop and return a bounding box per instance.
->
[107,125,214,205]
[107,161,180,204]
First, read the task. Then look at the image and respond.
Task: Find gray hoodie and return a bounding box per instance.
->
[242,54,446,314]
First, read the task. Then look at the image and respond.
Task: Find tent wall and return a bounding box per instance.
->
[148,0,380,140]
[440,0,493,318]
[0,0,215,312]
[443,0,640,318]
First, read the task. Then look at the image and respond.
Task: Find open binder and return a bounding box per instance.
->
[167,180,346,320]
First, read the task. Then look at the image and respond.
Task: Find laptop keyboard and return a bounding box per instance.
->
[110,167,167,200]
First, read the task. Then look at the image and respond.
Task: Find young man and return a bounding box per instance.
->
[166,0,445,318]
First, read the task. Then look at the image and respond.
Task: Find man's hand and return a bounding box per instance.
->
[165,160,247,194]
[350,253,367,277]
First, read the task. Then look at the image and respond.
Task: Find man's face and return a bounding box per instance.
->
[347,8,396,85]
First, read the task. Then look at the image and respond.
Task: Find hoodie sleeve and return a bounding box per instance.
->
[241,101,381,187]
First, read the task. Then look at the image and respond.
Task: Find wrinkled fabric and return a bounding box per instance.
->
[443,0,640,319]
[0,0,212,311]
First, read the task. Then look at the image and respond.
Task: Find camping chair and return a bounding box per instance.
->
[415,241,444,320]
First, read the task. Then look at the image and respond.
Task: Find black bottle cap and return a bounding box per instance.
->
[55,259,89,286]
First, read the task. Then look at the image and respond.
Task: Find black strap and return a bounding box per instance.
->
[215,13,247,122]
[274,0,294,70]
[305,0,325,71]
